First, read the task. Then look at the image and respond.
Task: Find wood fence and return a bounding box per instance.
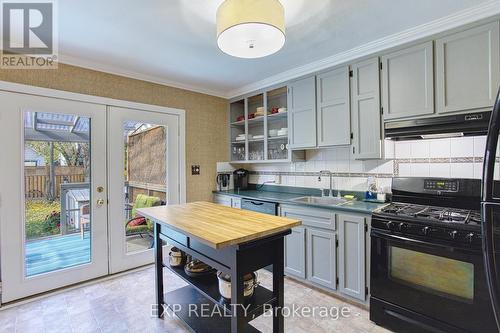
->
[25,166,86,199]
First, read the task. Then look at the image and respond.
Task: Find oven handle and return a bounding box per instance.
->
[371,229,480,253]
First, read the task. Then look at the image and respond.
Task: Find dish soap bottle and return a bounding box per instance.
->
[365,177,378,200]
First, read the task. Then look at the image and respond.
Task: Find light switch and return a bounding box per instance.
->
[191,165,200,175]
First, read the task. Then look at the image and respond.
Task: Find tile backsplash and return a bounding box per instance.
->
[229,136,496,194]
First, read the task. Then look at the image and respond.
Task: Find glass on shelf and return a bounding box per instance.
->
[232,145,246,161]
[248,141,264,161]
[268,138,289,160]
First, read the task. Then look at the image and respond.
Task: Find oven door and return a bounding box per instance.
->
[371,229,496,333]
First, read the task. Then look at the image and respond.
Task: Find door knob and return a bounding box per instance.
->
[96,199,105,206]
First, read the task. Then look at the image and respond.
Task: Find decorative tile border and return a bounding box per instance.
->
[392,157,496,175]
[245,157,498,179]
[249,171,394,178]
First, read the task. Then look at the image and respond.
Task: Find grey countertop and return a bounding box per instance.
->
[213,189,388,214]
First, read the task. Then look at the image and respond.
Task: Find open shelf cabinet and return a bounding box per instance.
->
[229,86,305,163]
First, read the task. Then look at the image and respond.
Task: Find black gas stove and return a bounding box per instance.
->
[370,177,499,333]
[373,177,484,246]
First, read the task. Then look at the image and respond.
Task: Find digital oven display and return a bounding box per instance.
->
[424,179,459,192]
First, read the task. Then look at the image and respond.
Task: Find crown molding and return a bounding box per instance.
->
[227,0,500,98]
[56,1,500,100]
[58,54,229,99]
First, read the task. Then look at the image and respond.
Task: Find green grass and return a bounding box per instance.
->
[25,200,61,240]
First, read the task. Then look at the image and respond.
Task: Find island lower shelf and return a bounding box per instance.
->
[165,264,276,321]
[165,286,261,333]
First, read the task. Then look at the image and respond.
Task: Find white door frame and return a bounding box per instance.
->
[108,106,181,273]
[0,92,109,302]
[0,81,186,302]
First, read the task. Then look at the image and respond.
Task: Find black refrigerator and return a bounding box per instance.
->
[482,89,500,332]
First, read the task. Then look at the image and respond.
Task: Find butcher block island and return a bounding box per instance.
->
[138,201,302,333]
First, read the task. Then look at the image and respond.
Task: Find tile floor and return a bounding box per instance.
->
[0,266,391,333]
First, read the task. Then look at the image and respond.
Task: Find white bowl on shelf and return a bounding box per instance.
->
[277,128,288,136]
[268,129,278,137]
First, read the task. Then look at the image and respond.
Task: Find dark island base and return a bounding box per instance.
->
[154,222,288,333]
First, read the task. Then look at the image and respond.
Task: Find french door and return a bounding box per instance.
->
[0,91,182,302]
[0,92,108,302]
[108,106,180,273]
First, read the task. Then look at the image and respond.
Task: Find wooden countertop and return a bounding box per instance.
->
[137,201,302,249]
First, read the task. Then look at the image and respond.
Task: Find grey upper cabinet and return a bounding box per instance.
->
[284,226,306,279]
[338,214,366,301]
[307,228,337,290]
[436,22,500,114]
[351,57,382,159]
[382,41,434,120]
[288,76,317,149]
[316,67,351,147]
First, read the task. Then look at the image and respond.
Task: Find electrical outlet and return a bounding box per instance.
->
[274,175,281,185]
[191,165,200,175]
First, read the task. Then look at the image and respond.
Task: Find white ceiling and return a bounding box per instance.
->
[58,0,498,98]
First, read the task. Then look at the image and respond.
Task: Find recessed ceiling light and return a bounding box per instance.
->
[216,0,285,59]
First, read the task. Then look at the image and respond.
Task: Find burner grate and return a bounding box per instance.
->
[380,203,480,225]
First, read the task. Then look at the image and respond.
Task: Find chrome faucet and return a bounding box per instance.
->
[318,170,333,197]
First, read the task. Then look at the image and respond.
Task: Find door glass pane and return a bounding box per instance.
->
[389,246,474,301]
[24,111,91,277]
[123,122,166,253]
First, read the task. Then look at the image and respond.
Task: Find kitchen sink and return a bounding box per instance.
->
[290,196,350,206]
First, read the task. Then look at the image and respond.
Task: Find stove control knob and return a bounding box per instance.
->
[465,233,475,243]
[449,230,459,240]
[398,223,408,232]
[386,221,395,231]
[422,226,431,236]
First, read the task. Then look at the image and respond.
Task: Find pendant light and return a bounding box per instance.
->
[216,0,285,59]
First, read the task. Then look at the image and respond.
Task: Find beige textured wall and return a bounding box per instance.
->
[0,63,229,202]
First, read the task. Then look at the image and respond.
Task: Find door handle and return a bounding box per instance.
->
[96,199,105,206]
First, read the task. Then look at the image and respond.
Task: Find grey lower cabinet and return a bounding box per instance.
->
[281,204,369,303]
[381,41,434,120]
[288,76,317,149]
[307,228,337,289]
[231,197,241,209]
[338,214,366,301]
[316,66,351,147]
[351,57,382,160]
[284,226,306,278]
[436,21,500,114]
[214,194,232,207]
[213,194,240,209]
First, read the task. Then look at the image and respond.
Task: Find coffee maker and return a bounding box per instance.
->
[233,169,249,191]
[216,173,231,191]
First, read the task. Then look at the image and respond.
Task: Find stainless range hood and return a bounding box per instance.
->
[384,111,491,140]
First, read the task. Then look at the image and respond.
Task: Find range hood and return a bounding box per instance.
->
[384,111,491,141]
